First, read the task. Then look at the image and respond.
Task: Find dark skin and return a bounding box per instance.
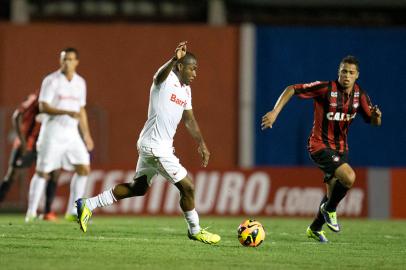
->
[112,42,209,212]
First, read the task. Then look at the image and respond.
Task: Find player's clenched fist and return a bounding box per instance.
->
[370,105,382,118]
[174,41,187,60]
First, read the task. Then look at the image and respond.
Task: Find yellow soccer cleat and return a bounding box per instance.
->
[188,228,221,245]
[320,203,340,232]
[306,227,328,243]
[24,213,38,223]
[75,198,92,233]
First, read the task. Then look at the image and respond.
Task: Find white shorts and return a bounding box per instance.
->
[135,145,188,185]
[36,134,90,173]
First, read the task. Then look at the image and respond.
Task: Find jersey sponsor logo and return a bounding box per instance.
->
[57,94,80,101]
[332,155,340,162]
[326,112,356,121]
[170,94,187,108]
[331,92,338,97]
[330,103,337,107]
[354,92,360,97]
[303,81,322,88]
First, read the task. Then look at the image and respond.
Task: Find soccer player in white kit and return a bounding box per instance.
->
[25,48,94,222]
[76,41,220,244]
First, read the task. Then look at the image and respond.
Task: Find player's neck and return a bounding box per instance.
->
[343,87,352,95]
[174,71,185,86]
[61,70,75,81]
[337,81,354,95]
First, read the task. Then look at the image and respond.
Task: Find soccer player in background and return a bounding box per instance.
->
[261,56,382,242]
[76,41,221,245]
[25,48,94,222]
[0,93,59,220]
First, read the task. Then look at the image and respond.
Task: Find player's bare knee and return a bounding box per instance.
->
[178,181,195,198]
[346,170,356,187]
[184,183,195,198]
[341,170,356,188]
[75,165,90,176]
[131,175,149,196]
[36,171,50,180]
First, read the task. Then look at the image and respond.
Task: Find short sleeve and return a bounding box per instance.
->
[358,90,373,123]
[185,87,192,110]
[80,80,87,107]
[38,76,55,104]
[293,81,329,99]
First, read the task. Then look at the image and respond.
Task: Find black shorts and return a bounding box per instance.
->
[310,148,348,182]
[8,148,37,169]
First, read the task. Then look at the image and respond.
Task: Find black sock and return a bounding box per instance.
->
[325,180,349,212]
[310,195,328,231]
[44,179,57,214]
[0,180,13,202]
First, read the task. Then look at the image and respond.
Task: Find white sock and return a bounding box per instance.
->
[26,174,46,217]
[85,188,116,211]
[183,209,201,235]
[66,174,87,216]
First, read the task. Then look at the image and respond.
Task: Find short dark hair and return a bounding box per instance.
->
[61,47,79,59]
[340,55,359,71]
[176,52,197,67]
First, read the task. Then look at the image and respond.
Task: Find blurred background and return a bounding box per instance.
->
[0,0,405,218]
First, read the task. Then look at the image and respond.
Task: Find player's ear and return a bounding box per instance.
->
[176,62,183,72]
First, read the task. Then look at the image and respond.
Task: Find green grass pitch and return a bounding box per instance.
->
[0,215,405,270]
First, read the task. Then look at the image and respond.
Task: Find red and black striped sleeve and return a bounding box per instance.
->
[358,89,373,123]
[293,81,330,99]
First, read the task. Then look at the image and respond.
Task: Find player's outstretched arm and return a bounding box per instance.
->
[261,85,295,130]
[370,105,382,126]
[154,41,187,85]
[182,109,210,167]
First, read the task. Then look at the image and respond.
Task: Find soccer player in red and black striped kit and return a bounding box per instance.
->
[261,56,382,243]
[0,93,59,220]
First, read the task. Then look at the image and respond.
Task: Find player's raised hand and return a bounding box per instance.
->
[261,110,278,130]
[198,142,210,167]
[175,41,187,60]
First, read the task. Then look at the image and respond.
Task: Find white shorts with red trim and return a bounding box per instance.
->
[135,145,187,185]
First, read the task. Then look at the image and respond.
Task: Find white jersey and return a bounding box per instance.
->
[37,70,86,142]
[138,70,192,149]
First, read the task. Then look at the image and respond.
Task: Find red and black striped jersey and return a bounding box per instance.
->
[13,93,41,151]
[293,80,373,154]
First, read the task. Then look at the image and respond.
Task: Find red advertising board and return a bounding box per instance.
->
[391,169,406,219]
[49,167,368,217]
